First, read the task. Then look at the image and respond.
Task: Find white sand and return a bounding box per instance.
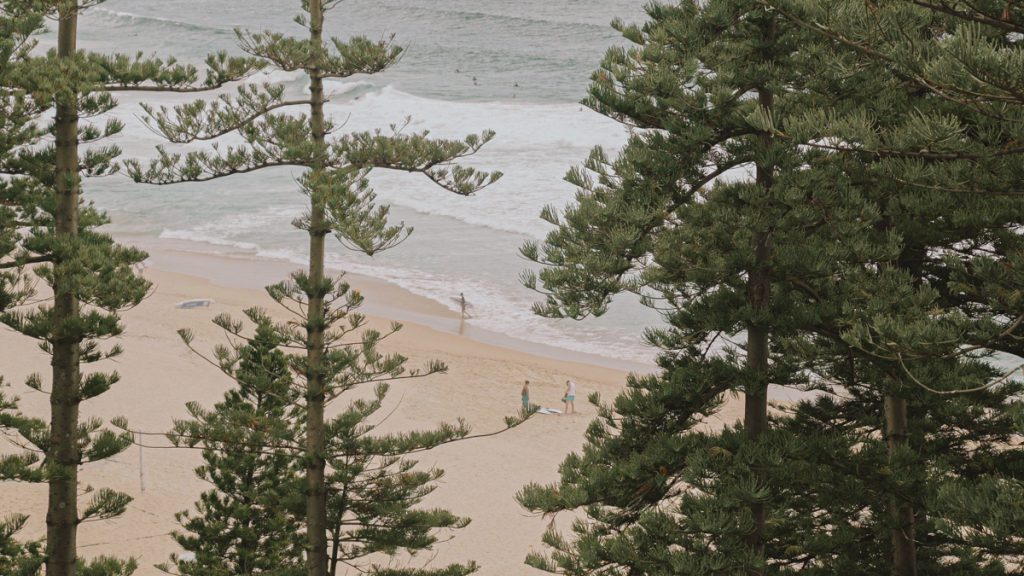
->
[0,251,742,574]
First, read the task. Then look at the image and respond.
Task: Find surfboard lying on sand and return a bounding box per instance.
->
[175,299,214,309]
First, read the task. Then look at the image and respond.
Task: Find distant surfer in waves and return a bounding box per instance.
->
[453,292,473,334]
[453,292,472,318]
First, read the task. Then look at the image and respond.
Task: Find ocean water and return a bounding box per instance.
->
[45,1,662,365]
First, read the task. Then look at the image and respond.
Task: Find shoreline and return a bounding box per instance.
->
[138,241,659,376]
[136,243,814,402]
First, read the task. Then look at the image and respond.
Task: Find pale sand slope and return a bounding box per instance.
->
[0,254,743,575]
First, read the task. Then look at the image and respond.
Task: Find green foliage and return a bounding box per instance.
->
[372,566,477,576]
[129,1,516,574]
[759,1,1024,572]
[0,514,44,576]
[521,0,1024,574]
[0,1,264,573]
[179,279,504,575]
[77,556,139,576]
[519,1,871,572]
[773,380,1024,573]
[163,316,304,576]
[323,381,471,572]
[126,115,501,198]
[0,0,45,314]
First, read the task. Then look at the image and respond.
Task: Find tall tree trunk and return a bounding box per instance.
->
[744,229,770,527]
[885,394,916,575]
[304,1,329,575]
[880,244,917,576]
[744,228,770,573]
[47,5,81,576]
[327,482,350,576]
[743,15,776,575]
[328,527,340,576]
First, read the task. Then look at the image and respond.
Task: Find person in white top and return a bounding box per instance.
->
[562,379,577,414]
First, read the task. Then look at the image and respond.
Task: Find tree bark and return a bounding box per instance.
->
[878,241,918,576]
[305,1,329,575]
[46,5,82,576]
[885,394,917,576]
[744,229,770,528]
[743,14,776,575]
[744,226,770,574]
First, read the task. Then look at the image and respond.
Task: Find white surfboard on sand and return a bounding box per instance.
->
[175,299,214,309]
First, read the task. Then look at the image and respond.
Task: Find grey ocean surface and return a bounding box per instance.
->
[57,1,662,364]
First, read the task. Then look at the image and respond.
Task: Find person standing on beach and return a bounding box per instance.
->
[521,380,530,410]
[562,379,576,414]
[453,292,472,334]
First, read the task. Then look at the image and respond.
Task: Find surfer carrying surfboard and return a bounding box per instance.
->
[453,292,474,334]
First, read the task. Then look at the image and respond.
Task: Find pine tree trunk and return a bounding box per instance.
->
[304,2,329,575]
[878,242,917,576]
[885,394,917,576]
[46,6,82,576]
[240,464,257,575]
[744,227,770,574]
[327,483,350,576]
[328,529,339,576]
[743,15,776,575]
[744,229,770,539]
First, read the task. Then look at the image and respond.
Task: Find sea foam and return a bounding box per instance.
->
[97,77,652,365]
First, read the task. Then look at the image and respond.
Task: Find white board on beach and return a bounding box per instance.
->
[175,299,214,309]
[536,407,563,415]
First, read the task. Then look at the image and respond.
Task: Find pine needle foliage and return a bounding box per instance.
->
[0,26,46,574]
[172,285,499,576]
[520,0,1024,575]
[160,316,305,576]
[0,513,43,576]
[128,2,518,575]
[753,1,1024,573]
[0,1,263,574]
[518,1,885,574]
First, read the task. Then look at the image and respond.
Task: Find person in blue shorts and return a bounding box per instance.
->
[562,379,576,414]
[521,380,530,410]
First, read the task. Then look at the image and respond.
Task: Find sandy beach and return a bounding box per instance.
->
[0,250,743,574]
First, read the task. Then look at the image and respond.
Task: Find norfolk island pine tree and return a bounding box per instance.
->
[515,1,903,574]
[518,0,1024,573]
[159,315,305,576]
[124,1,531,575]
[0,0,268,574]
[169,299,522,576]
[744,1,1024,572]
[519,1,1024,573]
[1,8,47,574]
